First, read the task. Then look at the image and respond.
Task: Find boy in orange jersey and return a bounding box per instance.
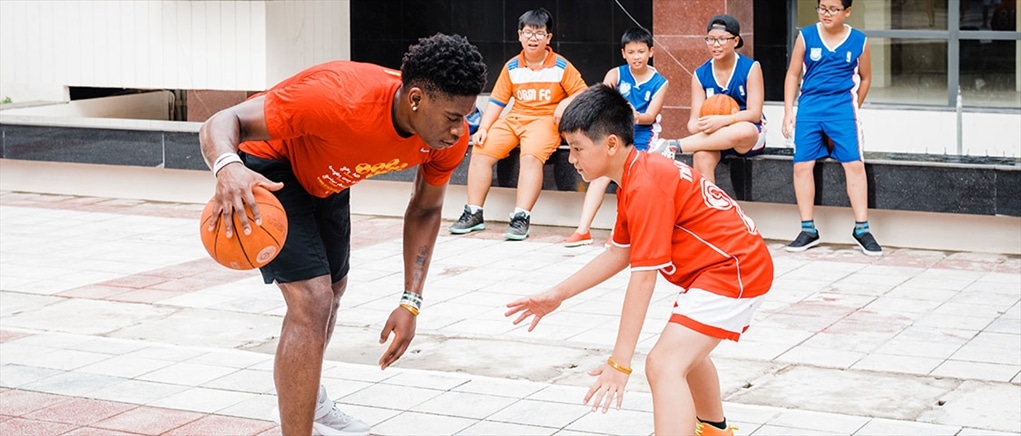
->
[507,84,773,436]
[449,7,587,240]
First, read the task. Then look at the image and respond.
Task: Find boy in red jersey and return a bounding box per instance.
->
[199,34,487,436]
[507,84,773,436]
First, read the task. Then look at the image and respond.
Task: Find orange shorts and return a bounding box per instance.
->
[473,114,561,163]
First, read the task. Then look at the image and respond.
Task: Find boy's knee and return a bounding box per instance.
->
[645,349,670,382]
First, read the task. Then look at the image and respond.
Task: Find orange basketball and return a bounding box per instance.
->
[700,94,740,117]
[199,187,287,270]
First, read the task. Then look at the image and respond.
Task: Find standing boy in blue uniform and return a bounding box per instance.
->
[781,0,882,256]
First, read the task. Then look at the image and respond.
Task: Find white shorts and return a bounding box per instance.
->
[669,287,766,341]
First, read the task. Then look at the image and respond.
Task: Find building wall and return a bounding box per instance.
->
[652,0,755,138]
[0,0,349,103]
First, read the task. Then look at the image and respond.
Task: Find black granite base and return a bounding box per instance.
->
[3,122,1018,217]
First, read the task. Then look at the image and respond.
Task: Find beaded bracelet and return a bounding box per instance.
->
[606,356,633,375]
[400,290,422,311]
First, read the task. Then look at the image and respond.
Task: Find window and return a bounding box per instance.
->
[794,0,1020,109]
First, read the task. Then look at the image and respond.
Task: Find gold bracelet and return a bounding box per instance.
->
[731,114,738,125]
[606,356,632,375]
[399,303,419,317]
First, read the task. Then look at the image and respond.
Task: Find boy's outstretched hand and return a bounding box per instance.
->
[584,363,630,413]
[505,291,562,331]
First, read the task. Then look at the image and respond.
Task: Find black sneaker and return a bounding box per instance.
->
[449,205,484,234]
[853,231,883,256]
[785,230,820,252]
[504,212,530,240]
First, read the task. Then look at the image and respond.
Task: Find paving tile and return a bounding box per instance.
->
[931,360,1021,383]
[162,414,276,435]
[0,389,68,416]
[91,405,204,435]
[379,369,471,391]
[457,420,557,435]
[148,386,258,413]
[565,408,654,435]
[851,353,944,376]
[0,364,64,389]
[106,289,186,304]
[486,399,591,429]
[750,423,848,435]
[22,397,136,426]
[775,346,865,369]
[0,417,77,435]
[77,355,174,379]
[916,380,1021,434]
[61,426,146,435]
[20,371,126,397]
[87,379,190,405]
[136,361,240,386]
[215,393,278,421]
[202,368,276,394]
[372,411,476,435]
[451,377,548,399]
[340,383,443,410]
[410,390,518,419]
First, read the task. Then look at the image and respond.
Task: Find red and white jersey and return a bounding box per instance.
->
[610,148,773,299]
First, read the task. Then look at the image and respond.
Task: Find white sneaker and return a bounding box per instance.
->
[314,385,370,436]
[274,385,371,436]
[648,138,678,160]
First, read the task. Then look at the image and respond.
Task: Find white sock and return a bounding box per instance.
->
[512,207,530,217]
[467,204,482,213]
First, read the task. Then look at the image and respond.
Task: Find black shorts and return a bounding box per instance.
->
[240,152,351,285]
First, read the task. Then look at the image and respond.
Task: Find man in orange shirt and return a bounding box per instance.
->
[199,34,487,436]
[449,7,588,240]
[507,84,772,436]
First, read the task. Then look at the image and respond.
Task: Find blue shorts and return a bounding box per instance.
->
[792,119,863,163]
[240,152,351,285]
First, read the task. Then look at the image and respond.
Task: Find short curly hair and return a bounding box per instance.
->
[401,33,488,98]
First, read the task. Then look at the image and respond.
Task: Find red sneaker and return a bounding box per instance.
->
[564,231,593,247]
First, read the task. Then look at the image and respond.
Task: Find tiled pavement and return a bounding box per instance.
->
[0,190,1019,435]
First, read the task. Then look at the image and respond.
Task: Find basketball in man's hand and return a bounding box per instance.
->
[699,94,740,117]
[200,186,287,270]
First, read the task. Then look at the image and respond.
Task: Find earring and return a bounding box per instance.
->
[412,105,419,111]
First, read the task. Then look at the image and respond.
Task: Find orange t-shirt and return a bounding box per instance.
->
[239,61,469,198]
[488,47,588,116]
[611,149,773,299]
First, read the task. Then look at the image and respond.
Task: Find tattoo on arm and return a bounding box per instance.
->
[411,246,429,289]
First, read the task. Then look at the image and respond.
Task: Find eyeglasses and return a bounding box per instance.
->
[704,36,737,46]
[520,30,549,39]
[816,6,845,16]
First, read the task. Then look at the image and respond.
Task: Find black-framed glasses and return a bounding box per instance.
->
[520,30,549,39]
[704,36,737,46]
[816,6,845,16]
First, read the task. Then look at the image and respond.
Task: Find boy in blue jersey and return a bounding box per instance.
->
[782,0,881,256]
[651,15,765,185]
[564,27,669,247]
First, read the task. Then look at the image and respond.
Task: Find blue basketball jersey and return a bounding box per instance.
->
[796,24,867,121]
[694,54,763,128]
[616,65,668,150]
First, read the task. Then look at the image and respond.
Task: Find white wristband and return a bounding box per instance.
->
[212,153,242,176]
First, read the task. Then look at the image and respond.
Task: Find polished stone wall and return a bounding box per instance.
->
[3,122,1018,217]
